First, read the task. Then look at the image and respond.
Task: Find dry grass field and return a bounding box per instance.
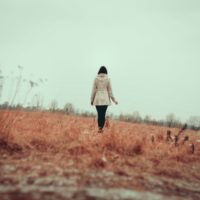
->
[0,110,200,200]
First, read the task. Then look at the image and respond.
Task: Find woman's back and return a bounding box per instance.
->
[95,73,109,91]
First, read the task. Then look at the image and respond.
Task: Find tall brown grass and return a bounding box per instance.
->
[0,110,199,175]
[0,110,199,190]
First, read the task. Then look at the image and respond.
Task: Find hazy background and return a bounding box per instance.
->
[0,0,200,121]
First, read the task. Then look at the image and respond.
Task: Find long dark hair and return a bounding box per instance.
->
[98,66,108,74]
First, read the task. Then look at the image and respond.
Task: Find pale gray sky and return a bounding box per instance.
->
[0,0,200,121]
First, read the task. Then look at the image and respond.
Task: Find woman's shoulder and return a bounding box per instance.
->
[96,74,109,80]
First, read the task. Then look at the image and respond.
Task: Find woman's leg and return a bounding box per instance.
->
[96,106,101,128]
[100,106,108,128]
[96,105,108,129]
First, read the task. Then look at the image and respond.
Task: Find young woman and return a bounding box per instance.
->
[91,66,118,133]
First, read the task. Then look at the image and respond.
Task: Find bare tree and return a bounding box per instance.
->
[49,99,58,112]
[143,115,152,124]
[63,103,74,115]
[31,94,43,110]
[165,113,181,127]
[132,111,142,123]
[187,116,200,130]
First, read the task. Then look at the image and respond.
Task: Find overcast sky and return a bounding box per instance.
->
[0,0,200,121]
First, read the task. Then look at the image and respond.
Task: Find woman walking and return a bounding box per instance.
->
[91,66,118,133]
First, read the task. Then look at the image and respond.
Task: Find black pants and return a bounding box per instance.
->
[96,105,108,129]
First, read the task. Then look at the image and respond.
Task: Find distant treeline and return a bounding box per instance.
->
[0,101,199,131]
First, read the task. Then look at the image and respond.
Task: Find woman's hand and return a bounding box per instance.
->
[114,100,118,105]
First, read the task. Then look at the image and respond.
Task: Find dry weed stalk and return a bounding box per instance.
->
[0,67,39,141]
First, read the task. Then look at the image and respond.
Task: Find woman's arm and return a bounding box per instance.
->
[91,79,97,105]
[107,79,118,104]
